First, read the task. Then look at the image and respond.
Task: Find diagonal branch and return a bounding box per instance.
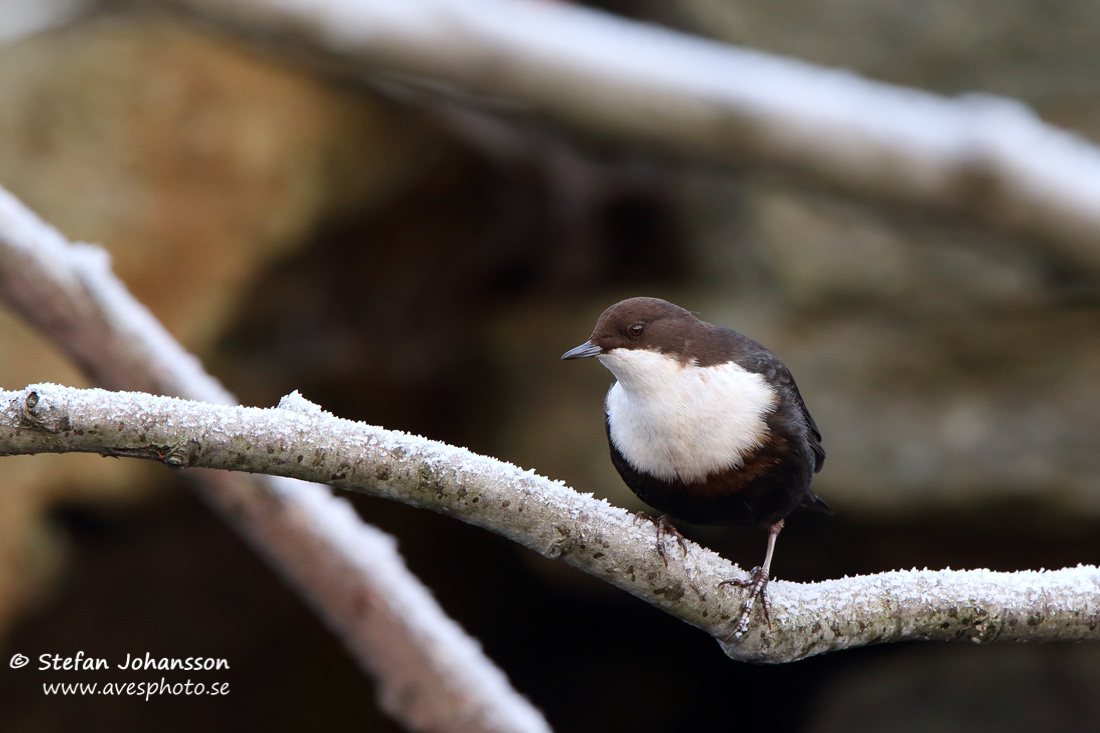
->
[0,186,549,733]
[149,0,1100,274]
[2,383,1097,664]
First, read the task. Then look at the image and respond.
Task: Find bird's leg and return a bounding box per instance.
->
[633,512,688,567]
[656,515,689,565]
[719,519,784,639]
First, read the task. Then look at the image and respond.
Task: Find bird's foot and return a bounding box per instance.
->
[633,512,688,567]
[718,566,771,640]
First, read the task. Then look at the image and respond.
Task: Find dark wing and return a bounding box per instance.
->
[714,329,826,475]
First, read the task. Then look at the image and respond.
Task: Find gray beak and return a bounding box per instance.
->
[561,340,602,360]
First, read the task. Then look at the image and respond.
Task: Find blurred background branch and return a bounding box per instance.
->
[0,186,549,733]
[139,0,1100,276]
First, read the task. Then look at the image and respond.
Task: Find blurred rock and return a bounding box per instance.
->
[0,16,445,348]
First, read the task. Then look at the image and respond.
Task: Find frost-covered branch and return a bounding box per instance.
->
[2,384,1098,664]
[0,187,549,733]
[149,0,1100,274]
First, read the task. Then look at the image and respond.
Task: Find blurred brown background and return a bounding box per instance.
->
[1,2,1099,731]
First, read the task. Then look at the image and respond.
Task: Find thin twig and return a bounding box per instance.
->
[2,384,1097,664]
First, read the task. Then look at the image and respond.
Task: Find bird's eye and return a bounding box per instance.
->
[627,323,645,338]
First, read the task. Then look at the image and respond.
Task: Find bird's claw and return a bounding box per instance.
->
[718,566,772,639]
[633,512,688,567]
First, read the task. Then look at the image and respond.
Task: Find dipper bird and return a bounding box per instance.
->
[561,297,829,637]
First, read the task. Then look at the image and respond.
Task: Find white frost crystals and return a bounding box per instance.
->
[277,389,331,417]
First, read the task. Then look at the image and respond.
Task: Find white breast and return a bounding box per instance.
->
[600,348,777,484]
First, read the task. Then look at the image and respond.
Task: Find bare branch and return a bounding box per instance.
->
[2,384,1097,664]
[0,187,549,733]
[147,0,1100,274]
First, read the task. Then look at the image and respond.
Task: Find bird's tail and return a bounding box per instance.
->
[799,489,833,515]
